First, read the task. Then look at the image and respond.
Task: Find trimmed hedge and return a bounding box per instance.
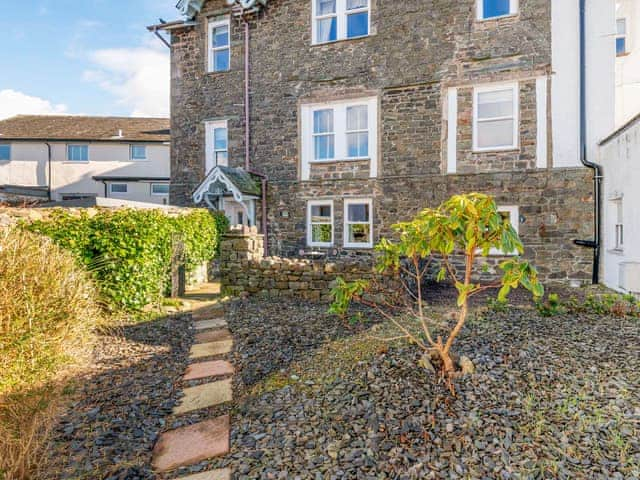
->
[26,208,228,311]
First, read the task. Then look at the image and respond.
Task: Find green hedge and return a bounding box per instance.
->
[26,208,229,311]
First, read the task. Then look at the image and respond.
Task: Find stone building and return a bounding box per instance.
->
[151,0,617,284]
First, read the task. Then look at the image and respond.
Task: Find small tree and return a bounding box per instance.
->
[330,194,544,389]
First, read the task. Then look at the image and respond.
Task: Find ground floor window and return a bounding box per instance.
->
[490,205,519,255]
[344,198,372,248]
[612,198,624,251]
[151,183,170,195]
[110,183,128,194]
[307,200,334,247]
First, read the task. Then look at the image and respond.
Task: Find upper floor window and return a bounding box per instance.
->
[478,0,518,21]
[0,144,10,161]
[67,145,89,162]
[473,83,519,151]
[205,120,228,172]
[130,145,147,160]
[312,0,370,45]
[208,18,230,72]
[617,19,628,56]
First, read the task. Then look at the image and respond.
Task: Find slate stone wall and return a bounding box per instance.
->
[170,0,595,284]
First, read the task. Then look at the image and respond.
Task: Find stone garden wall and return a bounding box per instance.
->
[219,228,378,301]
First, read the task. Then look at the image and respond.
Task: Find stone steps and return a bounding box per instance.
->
[194,318,227,331]
[189,339,233,360]
[173,379,233,415]
[152,416,230,473]
[184,360,234,381]
[176,470,231,480]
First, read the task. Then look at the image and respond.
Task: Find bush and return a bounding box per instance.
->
[0,228,102,478]
[26,208,229,311]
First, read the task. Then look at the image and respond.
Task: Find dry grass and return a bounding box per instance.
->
[0,228,102,480]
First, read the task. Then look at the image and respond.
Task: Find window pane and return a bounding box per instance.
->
[477,119,514,148]
[216,151,228,165]
[347,12,369,38]
[68,145,88,161]
[348,203,369,222]
[317,17,337,42]
[483,0,510,18]
[347,105,368,131]
[348,224,370,244]
[617,19,626,35]
[312,224,332,243]
[347,132,368,157]
[314,135,335,160]
[131,145,146,159]
[0,145,10,161]
[111,184,127,193]
[213,25,229,48]
[617,38,627,55]
[347,0,368,9]
[314,109,333,133]
[311,205,331,221]
[317,0,336,15]
[478,89,513,119]
[152,184,170,194]
[214,49,230,71]
[214,128,228,150]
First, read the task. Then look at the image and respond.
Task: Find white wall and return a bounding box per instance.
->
[0,141,170,203]
[615,0,640,127]
[552,0,616,167]
[599,120,640,292]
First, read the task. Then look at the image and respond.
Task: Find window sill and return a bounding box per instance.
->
[472,147,520,154]
[608,248,625,256]
[311,34,372,48]
[343,244,373,250]
[309,157,371,164]
[206,69,231,75]
[476,13,519,23]
[63,161,89,164]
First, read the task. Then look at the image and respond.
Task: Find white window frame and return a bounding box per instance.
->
[312,0,371,45]
[301,96,378,180]
[205,120,229,172]
[208,17,231,73]
[613,198,624,251]
[343,198,373,249]
[67,144,89,162]
[617,18,629,57]
[151,183,170,196]
[473,82,519,152]
[109,183,128,194]
[477,0,518,21]
[489,205,519,256]
[130,145,147,161]
[0,144,10,161]
[307,200,334,248]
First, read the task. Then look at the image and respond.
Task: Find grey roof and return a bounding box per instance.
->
[218,166,262,196]
[177,0,269,18]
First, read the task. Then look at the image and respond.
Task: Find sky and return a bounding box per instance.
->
[0,0,179,120]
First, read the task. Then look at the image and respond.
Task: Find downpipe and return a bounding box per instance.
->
[573,0,603,285]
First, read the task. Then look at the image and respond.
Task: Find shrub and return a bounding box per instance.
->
[330,194,543,392]
[0,228,102,478]
[536,293,564,317]
[26,208,229,311]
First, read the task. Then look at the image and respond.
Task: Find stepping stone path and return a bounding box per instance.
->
[151,307,235,479]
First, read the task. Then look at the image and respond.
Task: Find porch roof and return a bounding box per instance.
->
[192,165,262,205]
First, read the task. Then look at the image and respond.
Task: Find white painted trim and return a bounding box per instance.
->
[307,199,334,247]
[477,0,519,21]
[207,17,230,73]
[130,144,148,161]
[472,82,519,152]
[447,88,458,174]
[300,96,378,181]
[343,198,373,249]
[490,205,519,256]
[536,77,548,168]
[311,0,371,45]
[205,120,228,173]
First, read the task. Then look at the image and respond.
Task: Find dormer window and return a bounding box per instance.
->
[312,0,370,45]
[477,0,518,21]
[208,18,230,73]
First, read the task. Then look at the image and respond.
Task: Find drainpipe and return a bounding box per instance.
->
[45,141,52,200]
[241,11,269,257]
[573,0,603,285]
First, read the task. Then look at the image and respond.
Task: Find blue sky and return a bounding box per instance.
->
[0,0,178,119]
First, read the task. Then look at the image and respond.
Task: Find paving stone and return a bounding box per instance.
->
[189,339,233,360]
[195,328,232,344]
[152,416,229,473]
[184,360,234,381]
[194,318,227,331]
[176,469,231,480]
[173,379,232,415]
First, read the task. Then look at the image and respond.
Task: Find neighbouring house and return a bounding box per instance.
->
[0,115,171,204]
[151,0,617,284]
[615,0,640,127]
[598,115,640,294]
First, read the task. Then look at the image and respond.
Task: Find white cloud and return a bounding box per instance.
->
[83,43,170,117]
[0,89,69,120]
